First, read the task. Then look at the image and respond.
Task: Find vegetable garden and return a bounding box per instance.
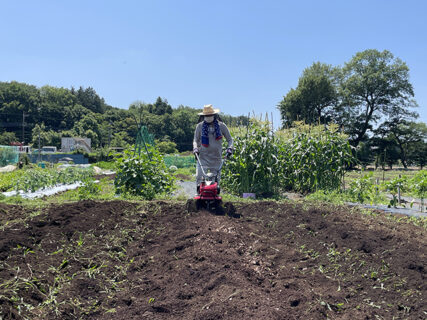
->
[0,120,426,319]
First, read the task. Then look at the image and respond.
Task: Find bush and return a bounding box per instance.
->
[156,140,179,155]
[18,153,30,166]
[78,178,101,199]
[382,175,409,208]
[114,147,174,199]
[347,172,384,204]
[411,170,427,200]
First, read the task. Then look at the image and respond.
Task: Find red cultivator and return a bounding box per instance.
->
[186,153,236,216]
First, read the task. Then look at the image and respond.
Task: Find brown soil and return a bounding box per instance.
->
[0,203,36,226]
[0,200,425,319]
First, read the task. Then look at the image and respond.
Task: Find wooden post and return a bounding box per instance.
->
[398,174,401,205]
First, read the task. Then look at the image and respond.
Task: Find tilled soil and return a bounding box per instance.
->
[0,200,425,319]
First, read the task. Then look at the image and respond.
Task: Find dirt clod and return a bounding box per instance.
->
[0,200,425,319]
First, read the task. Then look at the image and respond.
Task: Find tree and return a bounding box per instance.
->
[110,132,131,148]
[153,97,172,115]
[0,81,41,142]
[0,131,17,145]
[73,113,101,147]
[340,49,418,147]
[279,62,338,126]
[75,86,105,114]
[170,106,199,151]
[408,139,427,169]
[380,121,427,168]
[39,85,76,131]
[31,124,62,148]
[32,123,47,148]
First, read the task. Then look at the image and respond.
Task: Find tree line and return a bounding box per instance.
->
[0,82,248,153]
[278,49,427,169]
[1,48,426,167]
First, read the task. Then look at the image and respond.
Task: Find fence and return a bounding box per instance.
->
[28,153,89,164]
[163,155,195,168]
[0,146,20,166]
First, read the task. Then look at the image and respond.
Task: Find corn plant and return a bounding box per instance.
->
[277,122,355,193]
[222,119,282,197]
[222,120,355,197]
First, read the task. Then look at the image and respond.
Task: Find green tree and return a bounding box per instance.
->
[75,86,106,114]
[408,139,427,169]
[340,49,418,147]
[279,62,338,126]
[170,106,199,151]
[73,113,101,147]
[0,81,41,143]
[0,131,17,145]
[152,97,172,115]
[32,123,48,148]
[380,121,427,168]
[39,85,76,131]
[110,132,131,148]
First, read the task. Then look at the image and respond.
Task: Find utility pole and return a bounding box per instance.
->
[38,129,41,163]
[108,121,112,148]
[22,111,26,144]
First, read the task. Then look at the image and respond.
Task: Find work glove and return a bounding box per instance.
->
[226,147,233,158]
[193,148,199,158]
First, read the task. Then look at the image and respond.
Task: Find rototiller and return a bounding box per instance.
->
[186,153,236,216]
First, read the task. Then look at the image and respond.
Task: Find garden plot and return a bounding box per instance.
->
[1,167,95,199]
[2,182,84,199]
[0,200,425,319]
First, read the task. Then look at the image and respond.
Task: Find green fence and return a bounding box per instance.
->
[163,155,195,168]
[135,125,155,157]
[0,146,20,166]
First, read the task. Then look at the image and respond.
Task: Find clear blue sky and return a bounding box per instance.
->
[1,0,426,126]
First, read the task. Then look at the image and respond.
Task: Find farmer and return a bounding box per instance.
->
[193,104,233,193]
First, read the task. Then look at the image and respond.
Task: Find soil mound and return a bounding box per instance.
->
[0,200,425,319]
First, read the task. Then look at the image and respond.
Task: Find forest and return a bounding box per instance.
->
[0,82,247,154]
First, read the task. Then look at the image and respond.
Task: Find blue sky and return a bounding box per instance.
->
[1,0,426,126]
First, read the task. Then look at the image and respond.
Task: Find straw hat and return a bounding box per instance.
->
[198,104,220,116]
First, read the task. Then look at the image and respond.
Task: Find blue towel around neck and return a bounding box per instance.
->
[201,119,222,147]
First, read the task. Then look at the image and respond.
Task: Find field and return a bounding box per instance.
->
[0,199,425,319]
[344,169,420,187]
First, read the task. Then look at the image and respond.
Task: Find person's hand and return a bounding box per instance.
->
[226,148,233,158]
[193,148,199,156]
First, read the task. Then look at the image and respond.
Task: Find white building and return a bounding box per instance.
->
[61,137,92,153]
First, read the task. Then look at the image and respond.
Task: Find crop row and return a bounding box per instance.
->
[13,167,93,192]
